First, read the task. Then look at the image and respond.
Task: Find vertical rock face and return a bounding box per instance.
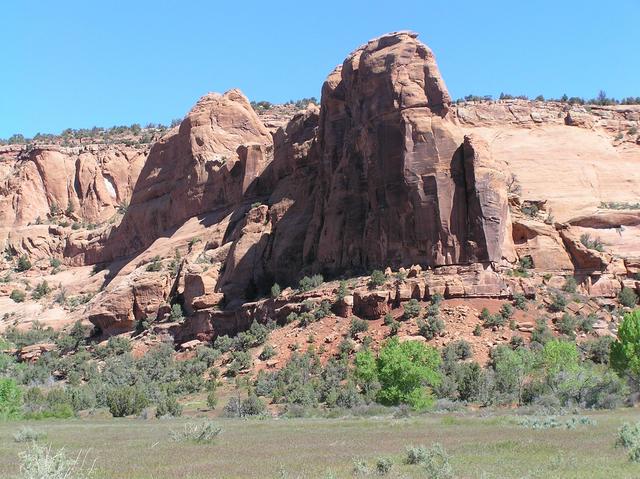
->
[462,134,516,263]
[301,31,510,274]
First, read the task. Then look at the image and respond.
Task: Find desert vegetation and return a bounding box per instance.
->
[456,90,640,105]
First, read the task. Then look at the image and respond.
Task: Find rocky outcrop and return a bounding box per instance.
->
[0,145,145,227]
[559,225,611,274]
[457,101,640,223]
[88,269,173,336]
[511,219,574,271]
[285,31,513,276]
[304,32,467,271]
[95,90,272,262]
[210,32,518,306]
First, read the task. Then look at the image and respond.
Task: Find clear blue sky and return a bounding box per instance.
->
[2,0,639,138]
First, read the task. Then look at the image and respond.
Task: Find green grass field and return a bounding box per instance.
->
[1,409,640,478]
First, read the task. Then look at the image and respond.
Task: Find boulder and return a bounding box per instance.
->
[353,289,391,319]
[17,343,56,362]
[587,275,621,298]
[511,219,574,271]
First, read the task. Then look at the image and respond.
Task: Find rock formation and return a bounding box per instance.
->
[303,32,514,273]
[93,90,273,263]
[1,31,639,342]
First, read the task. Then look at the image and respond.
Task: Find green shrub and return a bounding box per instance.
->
[169,303,185,321]
[297,312,316,328]
[617,422,640,449]
[240,393,266,416]
[223,393,266,417]
[531,318,553,345]
[0,378,22,420]
[32,281,51,300]
[298,274,324,292]
[550,364,628,409]
[336,280,348,300]
[349,317,369,338]
[369,270,386,288]
[403,299,421,320]
[422,443,453,479]
[259,345,277,361]
[170,421,222,444]
[418,315,445,340]
[106,385,148,417]
[562,277,578,293]
[442,340,472,361]
[155,392,183,417]
[338,338,355,357]
[16,255,32,272]
[610,309,640,381]
[513,256,533,277]
[389,321,400,336]
[500,303,514,320]
[214,335,234,352]
[550,293,567,312]
[312,300,332,321]
[509,335,525,350]
[94,336,131,359]
[519,415,596,430]
[13,426,46,443]
[619,288,638,308]
[395,270,407,282]
[28,388,75,419]
[271,283,281,298]
[558,313,578,338]
[375,338,441,410]
[247,320,269,346]
[10,289,26,303]
[579,313,597,333]
[483,312,506,328]
[226,351,252,376]
[145,255,162,272]
[375,457,392,475]
[472,324,482,336]
[513,293,527,310]
[616,422,640,462]
[383,313,394,326]
[18,443,95,479]
[580,233,604,252]
[582,336,613,364]
[352,458,369,476]
[49,257,62,269]
[405,445,428,464]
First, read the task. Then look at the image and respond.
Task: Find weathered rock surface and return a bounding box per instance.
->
[303,32,512,272]
[94,89,272,263]
[2,31,640,343]
[0,145,145,226]
[511,218,574,271]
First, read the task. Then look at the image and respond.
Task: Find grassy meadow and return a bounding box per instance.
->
[1,409,640,478]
